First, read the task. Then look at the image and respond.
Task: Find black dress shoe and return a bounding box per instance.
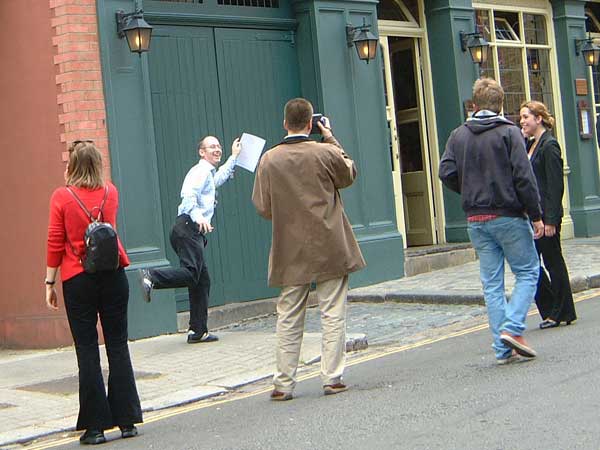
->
[119,425,138,439]
[79,429,106,445]
[539,319,559,329]
[187,331,219,344]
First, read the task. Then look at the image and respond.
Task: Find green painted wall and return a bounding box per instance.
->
[425,0,475,242]
[98,0,178,339]
[292,0,405,285]
[97,0,404,339]
[552,0,600,236]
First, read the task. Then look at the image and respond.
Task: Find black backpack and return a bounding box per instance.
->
[67,186,120,273]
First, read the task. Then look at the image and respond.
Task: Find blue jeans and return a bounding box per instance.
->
[467,217,540,359]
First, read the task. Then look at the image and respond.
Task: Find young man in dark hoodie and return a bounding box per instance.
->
[439,78,545,364]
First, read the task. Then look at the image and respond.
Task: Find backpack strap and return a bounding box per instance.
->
[66,186,109,222]
[65,185,109,259]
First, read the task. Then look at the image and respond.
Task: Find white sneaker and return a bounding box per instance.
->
[497,351,521,365]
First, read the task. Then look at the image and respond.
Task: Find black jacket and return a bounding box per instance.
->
[439,114,542,221]
[528,131,564,225]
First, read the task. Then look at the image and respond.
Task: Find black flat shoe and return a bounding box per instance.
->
[119,425,138,439]
[539,319,559,329]
[79,429,106,445]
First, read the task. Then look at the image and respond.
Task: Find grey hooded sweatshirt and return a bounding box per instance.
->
[439,113,542,221]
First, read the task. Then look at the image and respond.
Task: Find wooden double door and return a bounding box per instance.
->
[148,26,300,310]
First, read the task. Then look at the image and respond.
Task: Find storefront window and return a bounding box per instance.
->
[474,8,555,125]
[527,49,554,113]
[498,47,525,123]
[524,14,547,45]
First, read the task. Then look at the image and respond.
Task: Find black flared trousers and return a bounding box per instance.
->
[149,214,211,335]
[63,268,143,431]
[534,228,577,323]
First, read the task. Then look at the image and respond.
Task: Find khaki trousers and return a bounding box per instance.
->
[273,275,348,393]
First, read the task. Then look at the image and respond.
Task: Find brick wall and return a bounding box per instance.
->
[50,0,111,177]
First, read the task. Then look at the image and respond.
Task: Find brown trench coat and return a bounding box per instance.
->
[252,136,366,287]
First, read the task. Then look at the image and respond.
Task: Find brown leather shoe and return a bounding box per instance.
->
[500,332,537,358]
[323,383,348,395]
[270,390,293,401]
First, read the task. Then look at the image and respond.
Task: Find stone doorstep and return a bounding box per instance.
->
[404,245,477,277]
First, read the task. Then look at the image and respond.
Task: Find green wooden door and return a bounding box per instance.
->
[148,25,299,310]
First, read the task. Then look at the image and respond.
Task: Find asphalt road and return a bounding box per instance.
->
[28,292,600,450]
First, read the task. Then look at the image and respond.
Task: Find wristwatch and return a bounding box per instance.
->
[45,280,56,285]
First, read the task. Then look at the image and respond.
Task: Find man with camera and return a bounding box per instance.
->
[252,98,366,401]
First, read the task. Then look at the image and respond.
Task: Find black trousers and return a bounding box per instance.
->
[63,268,143,431]
[534,227,577,323]
[150,214,210,334]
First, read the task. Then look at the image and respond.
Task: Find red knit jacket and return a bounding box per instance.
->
[47,182,130,281]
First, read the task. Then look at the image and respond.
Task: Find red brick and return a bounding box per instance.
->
[51,16,69,28]
[59,60,101,72]
[84,91,104,101]
[62,100,105,112]
[57,42,92,53]
[54,51,98,64]
[59,111,89,124]
[60,80,97,92]
[89,111,106,121]
[57,91,86,104]
[49,0,73,8]
[55,24,97,35]
[53,33,97,46]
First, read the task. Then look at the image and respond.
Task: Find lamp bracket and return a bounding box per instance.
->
[346,18,371,47]
[460,31,481,52]
[116,9,143,38]
[575,38,590,55]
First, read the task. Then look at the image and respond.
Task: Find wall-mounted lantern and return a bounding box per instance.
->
[575,37,600,67]
[459,31,489,65]
[116,8,153,56]
[346,18,378,64]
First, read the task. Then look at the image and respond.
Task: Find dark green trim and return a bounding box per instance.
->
[553,0,600,237]
[144,12,298,29]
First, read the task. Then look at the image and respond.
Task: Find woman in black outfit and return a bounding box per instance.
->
[519,101,577,329]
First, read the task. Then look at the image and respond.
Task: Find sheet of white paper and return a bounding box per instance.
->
[237,133,266,173]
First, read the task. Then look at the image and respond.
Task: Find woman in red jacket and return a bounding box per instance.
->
[45,141,142,444]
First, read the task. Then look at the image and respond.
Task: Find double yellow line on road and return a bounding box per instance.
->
[23,289,599,450]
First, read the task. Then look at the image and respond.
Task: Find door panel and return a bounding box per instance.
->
[148,26,225,310]
[214,28,300,301]
[148,26,300,309]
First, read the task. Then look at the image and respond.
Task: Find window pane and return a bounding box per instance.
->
[498,47,526,124]
[377,0,408,21]
[404,0,419,24]
[479,48,496,80]
[586,5,600,33]
[494,11,520,42]
[475,9,492,42]
[523,14,547,45]
[398,122,423,173]
[527,49,554,114]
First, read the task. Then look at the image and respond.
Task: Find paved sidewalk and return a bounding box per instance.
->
[349,237,600,304]
[0,237,598,447]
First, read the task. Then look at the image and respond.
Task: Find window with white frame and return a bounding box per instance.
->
[474,8,554,125]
